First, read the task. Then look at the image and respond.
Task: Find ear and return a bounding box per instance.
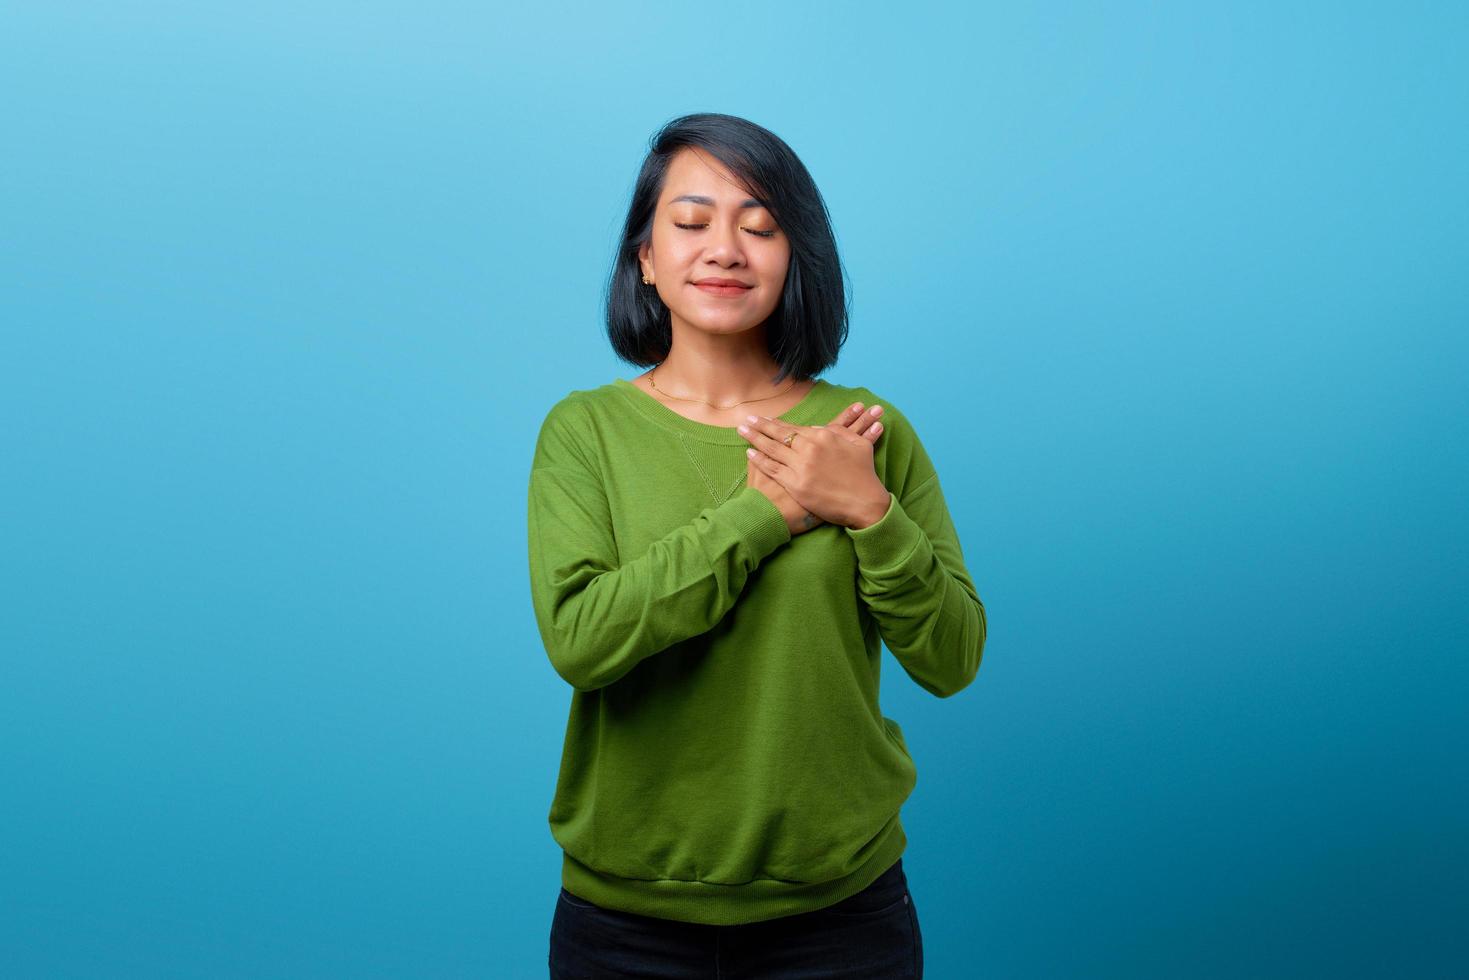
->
[637,240,652,278]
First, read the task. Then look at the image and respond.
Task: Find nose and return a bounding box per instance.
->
[704,219,746,267]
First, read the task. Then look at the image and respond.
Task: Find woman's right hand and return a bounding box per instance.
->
[749,400,885,537]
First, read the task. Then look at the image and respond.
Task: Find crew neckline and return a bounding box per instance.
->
[612,377,830,445]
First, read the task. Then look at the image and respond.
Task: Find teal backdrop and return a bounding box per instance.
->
[2,2,1464,977]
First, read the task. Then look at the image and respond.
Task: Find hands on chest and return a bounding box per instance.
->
[739,401,890,537]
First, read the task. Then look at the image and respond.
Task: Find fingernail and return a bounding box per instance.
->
[870,405,883,416]
[872,422,882,432]
[852,402,864,411]
[746,448,757,457]
[737,424,748,433]
[746,414,759,423]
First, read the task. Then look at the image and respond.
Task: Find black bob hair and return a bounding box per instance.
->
[604,113,850,385]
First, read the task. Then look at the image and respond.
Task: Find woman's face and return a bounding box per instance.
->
[638,146,790,338]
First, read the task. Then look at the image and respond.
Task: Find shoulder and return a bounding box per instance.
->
[532,383,621,474]
[820,380,920,440]
[821,379,938,495]
[536,380,625,430]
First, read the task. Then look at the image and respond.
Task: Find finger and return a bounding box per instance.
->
[848,403,884,437]
[738,417,797,463]
[745,446,793,481]
[828,401,884,437]
[827,401,866,428]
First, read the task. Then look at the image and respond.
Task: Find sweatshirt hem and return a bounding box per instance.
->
[559,812,909,926]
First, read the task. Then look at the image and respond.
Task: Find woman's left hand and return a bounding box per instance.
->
[737,414,892,529]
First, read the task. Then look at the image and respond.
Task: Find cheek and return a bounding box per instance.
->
[648,225,686,264]
[756,273,787,313]
[759,249,791,290]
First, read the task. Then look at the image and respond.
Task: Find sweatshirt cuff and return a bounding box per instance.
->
[725,484,793,555]
[845,492,923,570]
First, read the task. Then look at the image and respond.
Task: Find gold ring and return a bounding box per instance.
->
[783,432,797,448]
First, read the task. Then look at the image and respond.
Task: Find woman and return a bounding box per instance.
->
[527,112,986,978]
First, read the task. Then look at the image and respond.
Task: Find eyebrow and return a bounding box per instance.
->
[668,194,767,209]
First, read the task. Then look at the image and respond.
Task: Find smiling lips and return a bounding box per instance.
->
[692,277,754,296]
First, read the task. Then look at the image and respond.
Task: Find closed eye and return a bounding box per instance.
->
[673,222,778,238]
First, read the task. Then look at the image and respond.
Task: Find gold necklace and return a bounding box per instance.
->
[646,365,800,411]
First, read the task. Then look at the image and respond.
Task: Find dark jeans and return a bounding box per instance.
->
[549,858,922,979]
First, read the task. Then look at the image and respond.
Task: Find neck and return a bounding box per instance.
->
[651,325,797,404]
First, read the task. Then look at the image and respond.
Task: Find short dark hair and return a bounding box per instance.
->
[604,113,850,384]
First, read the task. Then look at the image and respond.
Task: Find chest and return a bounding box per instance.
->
[593,428,868,579]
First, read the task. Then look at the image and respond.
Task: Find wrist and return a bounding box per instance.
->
[847,492,893,530]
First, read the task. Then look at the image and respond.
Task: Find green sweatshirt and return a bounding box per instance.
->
[526,376,986,926]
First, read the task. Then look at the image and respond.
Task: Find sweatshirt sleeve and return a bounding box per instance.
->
[844,407,987,699]
[526,395,792,692]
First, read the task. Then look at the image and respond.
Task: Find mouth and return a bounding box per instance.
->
[692,278,754,296]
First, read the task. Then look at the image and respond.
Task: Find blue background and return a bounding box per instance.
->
[3,2,1465,977]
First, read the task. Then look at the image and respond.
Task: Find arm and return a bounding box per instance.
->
[845,422,987,699]
[526,398,791,692]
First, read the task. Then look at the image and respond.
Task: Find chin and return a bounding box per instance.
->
[677,310,770,333]
[691,324,762,338]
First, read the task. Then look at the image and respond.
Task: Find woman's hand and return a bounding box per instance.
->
[739,401,892,531]
[745,400,888,536]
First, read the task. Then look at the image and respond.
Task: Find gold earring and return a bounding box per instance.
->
[642,275,654,285]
